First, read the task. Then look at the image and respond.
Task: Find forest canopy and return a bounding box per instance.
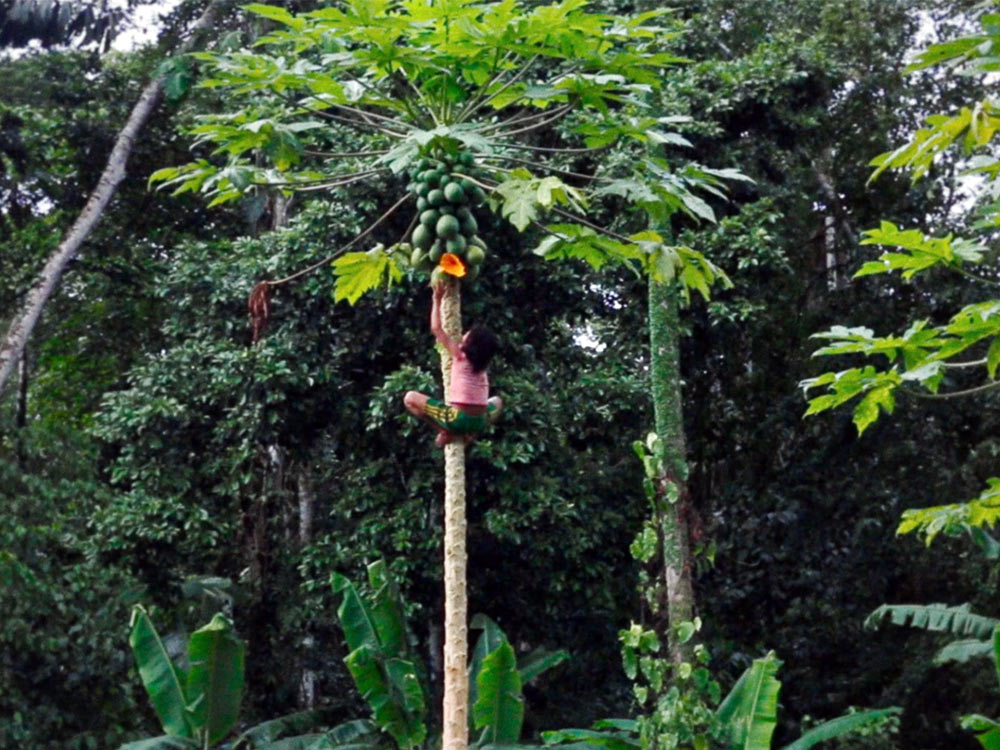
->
[3,1,1000,749]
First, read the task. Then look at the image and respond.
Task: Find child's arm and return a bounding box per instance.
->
[430,284,461,357]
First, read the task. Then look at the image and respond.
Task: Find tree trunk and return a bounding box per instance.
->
[15,343,28,468]
[0,0,228,399]
[648,278,696,663]
[297,464,317,709]
[438,281,468,750]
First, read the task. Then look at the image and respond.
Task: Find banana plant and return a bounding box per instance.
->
[330,560,569,750]
[867,603,1000,749]
[122,606,375,750]
[530,653,899,750]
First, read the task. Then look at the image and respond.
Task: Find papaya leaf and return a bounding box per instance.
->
[781,707,901,750]
[129,606,194,739]
[896,478,1000,545]
[716,652,781,750]
[474,641,524,745]
[185,614,246,745]
[865,603,1000,638]
[332,249,403,305]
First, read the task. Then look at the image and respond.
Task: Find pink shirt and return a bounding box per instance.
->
[450,352,489,406]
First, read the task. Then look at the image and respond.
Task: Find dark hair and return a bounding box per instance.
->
[461,327,499,372]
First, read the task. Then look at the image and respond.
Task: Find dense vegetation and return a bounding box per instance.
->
[4,1,1000,749]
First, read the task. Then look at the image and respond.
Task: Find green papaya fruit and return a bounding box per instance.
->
[420,209,440,227]
[427,189,446,207]
[446,234,467,255]
[466,245,486,267]
[436,214,460,239]
[460,215,478,235]
[412,224,433,250]
[429,240,444,262]
[443,182,467,204]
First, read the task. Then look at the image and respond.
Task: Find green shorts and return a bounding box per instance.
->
[424,398,497,434]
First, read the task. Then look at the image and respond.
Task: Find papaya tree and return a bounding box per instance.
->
[149,2,739,745]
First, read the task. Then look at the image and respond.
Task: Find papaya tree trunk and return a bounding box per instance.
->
[438,281,468,750]
[648,278,695,662]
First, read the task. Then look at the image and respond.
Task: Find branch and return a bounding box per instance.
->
[252,168,384,187]
[265,192,413,286]
[303,149,389,158]
[549,206,633,243]
[955,266,1000,289]
[456,53,540,123]
[454,50,518,121]
[273,89,406,138]
[492,142,609,154]
[902,380,1000,400]
[943,358,988,369]
[480,153,609,183]
[477,103,573,134]
[486,105,574,138]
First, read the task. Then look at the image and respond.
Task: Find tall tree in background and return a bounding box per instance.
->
[0,0,226,399]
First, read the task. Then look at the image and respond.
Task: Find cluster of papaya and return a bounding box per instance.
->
[406,149,489,283]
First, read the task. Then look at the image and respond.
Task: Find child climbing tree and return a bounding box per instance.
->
[151,1,742,747]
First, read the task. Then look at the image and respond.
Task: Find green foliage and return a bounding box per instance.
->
[150,0,747,300]
[866,603,999,640]
[897,478,1000,548]
[715,653,781,750]
[187,614,247,745]
[473,642,524,745]
[330,564,569,750]
[125,608,342,749]
[129,606,196,740]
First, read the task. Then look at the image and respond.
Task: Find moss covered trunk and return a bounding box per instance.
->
[648,278,695,662]
[438,281,468,750]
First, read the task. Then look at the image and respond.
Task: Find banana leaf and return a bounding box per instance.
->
[345,645,426,748]
[781,707,901,750]
[185,613,245,745]
[540,726,639,749]
[935,638,995,664]
[367,561,407,659]
[962,714,1000,750]
[517,647,569,685]
[332,573,380,654]
[302,719,387,750]
[129,606,194,739]
[234,708,341,747]
[469,614,508,719]
[119,737,199,750]
[866,603,999,638]
[474,641,524,745]
[716,652,782,750]
[257,736,325,750]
